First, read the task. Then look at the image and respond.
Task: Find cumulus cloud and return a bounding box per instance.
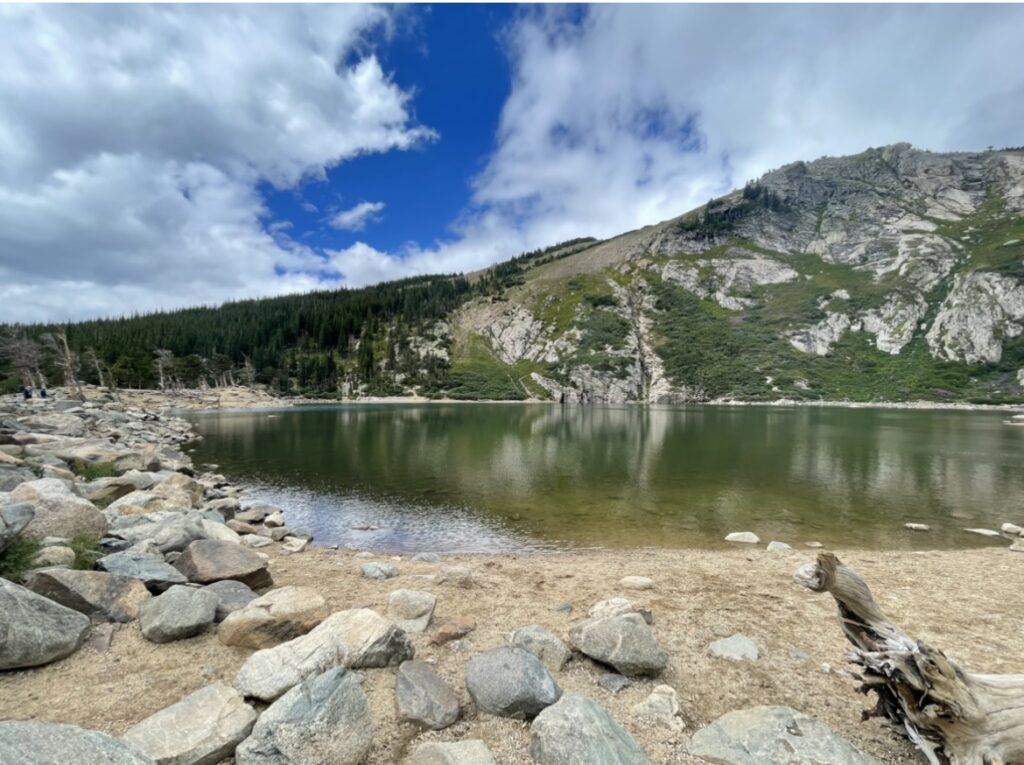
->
[330,201,386,231]
[346,4,1024,282]
[0,4,432,322]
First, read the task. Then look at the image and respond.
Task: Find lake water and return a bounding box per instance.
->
[185,404,1024,553]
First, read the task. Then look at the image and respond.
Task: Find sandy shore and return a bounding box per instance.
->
[2,544,1020,764]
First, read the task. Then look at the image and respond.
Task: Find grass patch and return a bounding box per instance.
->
[68,534,105,571]
[71,460,117,481]
[0,536,43,583]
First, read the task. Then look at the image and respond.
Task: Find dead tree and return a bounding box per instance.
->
[0,331,46,389]
[795,553,1024,765]
[153,349,176,390]
[83,347,119,401]
[40,329,83,400]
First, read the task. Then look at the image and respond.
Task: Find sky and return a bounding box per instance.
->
[1,4,1023,324]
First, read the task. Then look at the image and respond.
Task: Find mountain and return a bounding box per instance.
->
[3,144,1024,404]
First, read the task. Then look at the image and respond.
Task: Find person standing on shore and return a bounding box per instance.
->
[21,386,32,400]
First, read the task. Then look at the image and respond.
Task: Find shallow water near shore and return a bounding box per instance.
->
[185,403,1024,552]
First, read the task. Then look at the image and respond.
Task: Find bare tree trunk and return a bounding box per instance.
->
[41,329,84,401]
[795,553,1024,765]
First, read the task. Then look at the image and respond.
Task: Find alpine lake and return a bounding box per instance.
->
[185,403,1024,553]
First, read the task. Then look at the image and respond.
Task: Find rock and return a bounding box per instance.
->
[387,589,436,633]
[199,519,242,544]
[256,525,289,542]
[203,579,258,621]
[569,613,668,676]
[0,502,34,553]
[234,609,414,701]
[0,465,36,491]
[25,568,151,623]
[263,510,285,528]
[437,565,474,588]
[598,673,631,695]
[1001,522,1024,536]
[280,536,309,554]
[235,504,278,524]
[710,633,759,662]
[412,552,442,563]
[632,685,684,731]
[926,271,1024,364]
[511,624,571,671]
[235,667,372,765]
[905,523,930,531]
[227,519,258,535]
[465,645,561,719]
[361,562,398,580]
[805,541,824,548]
[287,527,313,542]
[20,412,87,437]
[97,551,187,592]
[10,478,107,540]
[620,575,655,590]
[530,694,651,765]
[766,541,792,552]
[122,682,257,765]
[431,621,475,646]
[219,586,327,649]
[110,513,205,554]
[408,741,496,765]
[140,585,219,643]
[241,534,273,548]
[0,720,154,765]
[964,527,1001,537]
[396,660,461,729]
[78,470,161,503]
[0,577,90,669]
[29,544,76,568]
[173,540,273,589]
[1010,539,1024,553]
[587,597,652,623]
[725,531,760,544]
[688,705,883,765]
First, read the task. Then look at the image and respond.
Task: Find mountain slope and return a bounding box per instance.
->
[448,143,1024,403]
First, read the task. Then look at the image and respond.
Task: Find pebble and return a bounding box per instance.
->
[904,523,930,531]
[620,576,655,590]
[598,673,631,694]
[724,531,759,544]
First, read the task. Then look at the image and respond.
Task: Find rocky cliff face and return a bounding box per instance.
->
[447,145,1024,403]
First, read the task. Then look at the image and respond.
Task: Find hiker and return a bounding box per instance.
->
[21,386,31,400]
[40,387,48,399]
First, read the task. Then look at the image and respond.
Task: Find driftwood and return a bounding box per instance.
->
[795,553,1024,765]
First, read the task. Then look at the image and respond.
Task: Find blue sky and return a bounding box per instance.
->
[1,4,1023,322]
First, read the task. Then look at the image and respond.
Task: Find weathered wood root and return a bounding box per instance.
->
[795,553,1024,765]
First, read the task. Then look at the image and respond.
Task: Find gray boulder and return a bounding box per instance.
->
[387,589,436,633]
[10,478,108,540]
[122,684,255,765]
[173,540,273,589]
[709,633,759,662]
[361,562,398,580]
[140,585,219,643]
[408,741,496,765]
[0,720,154,765]
[511,625,571,671]
[234,608,414,702]
[396,660,460,730]
[235,504,278,524]
[110,513,205,554]
[0,502,34,553]
[218,586,327,649]
[77,470,161,503]
[0,577,90,669]
[25,568,151,623]
[0,465,36,492]
[530,694,651,765]
[97,551,187,592]
[203,579,258,621]
[465,645,561,719]
[688,705,884,765]
[235,667,372,765]
[568,613,668,676]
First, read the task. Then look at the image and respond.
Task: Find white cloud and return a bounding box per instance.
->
[339,4,1024,283]
[0,5,432,322]
[330,201,386,231]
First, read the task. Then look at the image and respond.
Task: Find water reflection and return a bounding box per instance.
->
[186,404,1024,551]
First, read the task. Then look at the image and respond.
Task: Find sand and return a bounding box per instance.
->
[2,544,1020,764]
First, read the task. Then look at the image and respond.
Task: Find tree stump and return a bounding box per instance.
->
[795,553,1024,765]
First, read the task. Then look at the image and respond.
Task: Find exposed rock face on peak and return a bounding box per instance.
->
[926,271,1024,363]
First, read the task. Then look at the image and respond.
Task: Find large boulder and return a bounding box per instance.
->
[10,478,108,540]
[20,413,87,437]
[173,540,272,589]
[396,660,461,730]
[568,613,668,676]
[235,667,372,765]
[0,720,154,765]
[77,470,161,503]
[122,683,257,765]
[25,568,151,623]
[218,586,327,649]
[109,513,206,554]
[408,741,496,765]
[530,694,651,765]
[203,579,258,622]
[0,502,34,553]
[0,577,90,669]
[387,589,436,633]
[97,551,187,592]
[465,645,562,719]
[234,608,413,702]
[140,585,219,643]
[511,625,571,672]
[688,706,884,765]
